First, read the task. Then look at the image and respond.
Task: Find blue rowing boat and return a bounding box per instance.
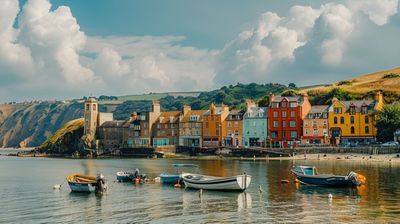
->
[291,166,366,188]
[160,164,198,184]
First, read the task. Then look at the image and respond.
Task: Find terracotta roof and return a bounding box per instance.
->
[156,111,181,124]
[180,110,207,122]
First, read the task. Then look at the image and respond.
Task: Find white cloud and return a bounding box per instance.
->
[349,0,399,26]
[0,0,399,101]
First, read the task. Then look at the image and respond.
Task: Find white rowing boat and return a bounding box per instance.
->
[181,173,251,191]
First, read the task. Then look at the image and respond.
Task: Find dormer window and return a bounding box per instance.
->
[361,105,368,114]
[169,116,174,123]
[350,105,356,114]
[271,103,279,108]
[189,115,198,121]
[334,107,342,114]
[290,102,298,108]
[281,102,287,107]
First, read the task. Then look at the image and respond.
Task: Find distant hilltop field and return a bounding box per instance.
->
[1,67,399,148]
[301,67,400,95]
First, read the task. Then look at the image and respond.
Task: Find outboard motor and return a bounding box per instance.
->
[348,171,366,187]
[95,173,107,194]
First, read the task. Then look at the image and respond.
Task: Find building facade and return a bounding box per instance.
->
[328,92,384,144]
[179,106,206,147]
[268,95,311,148]
[152,111,181,147]
[302,105,330,145]
[222,110,243,147]
[242,100,268,147]
[202,103,229,147]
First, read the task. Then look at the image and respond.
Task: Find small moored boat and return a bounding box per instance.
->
[160,164,198,184]
[116,171,135,182]
[181,173,251,191]
[66,173,107,193]
[291,166,366,188]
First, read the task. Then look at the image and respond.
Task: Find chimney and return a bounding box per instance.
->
[210,103,216,115]
[221,103,229,114]
[245,99,256,110]
[182,105,191,116]
[375,91,383,103]
[270,94,275,102]
[152,100,160,114]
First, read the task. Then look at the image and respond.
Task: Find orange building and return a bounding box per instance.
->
[222,110,243,147]
[202,103,230,147]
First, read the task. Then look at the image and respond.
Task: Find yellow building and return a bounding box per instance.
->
[328,92,384,144]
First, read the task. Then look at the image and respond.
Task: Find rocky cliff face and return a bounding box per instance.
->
[0,102,83,148]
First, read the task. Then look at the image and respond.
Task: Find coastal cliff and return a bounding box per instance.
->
[0,102,83,148]
[37,118,87,155]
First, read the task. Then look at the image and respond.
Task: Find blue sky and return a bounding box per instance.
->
[1,0,399,101]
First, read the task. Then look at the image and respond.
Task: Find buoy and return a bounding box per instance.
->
[258,185,263,193]
[154,177,161,183]
[281,179,289,184]
[328,193,333,199]
[53,184,61,190]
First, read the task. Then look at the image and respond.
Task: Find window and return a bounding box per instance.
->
[282,102,287,107]
[228,130,232,136]
[234,130,239,136]
[290,131,297,138]
[282,131,286,139]
[312,120,317,126]
[271,103,279,108]
[334,107,342,114]
[351,126,355,134]
[365,126,369,134]
[234,121,238,128]
[228,122,232,127]
[86,104,90,111]
[334,117,338,124]
[323,129,328,136]
[273,111,278,117]
[361,106,368,114]
[304,121,308,127]
[282,121,286,127]
[290,102,298,108]
[305,129,309,135]
[143,122,148,128]
[350,106,356,114]
[313,129,318,136]
[253,121,256,127]
[290,111,296,117]
[189,115,198,121]
[365,116,369,124]
[323,120,327,126]
[165,124,168,129]
[273,121,279,128]
[282,111,287,117]
[290,121,296,127]
[271,132,278,138]
[340,117,344,124]
[350,116,355,124]
[93,104,96,111]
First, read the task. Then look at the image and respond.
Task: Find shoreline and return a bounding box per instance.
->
[5,151,400,163]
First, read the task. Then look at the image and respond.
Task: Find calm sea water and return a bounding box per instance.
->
[1,152,399,223]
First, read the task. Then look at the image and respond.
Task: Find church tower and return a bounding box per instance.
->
[84,97,99,137]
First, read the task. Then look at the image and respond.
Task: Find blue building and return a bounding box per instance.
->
[242,100,268,147]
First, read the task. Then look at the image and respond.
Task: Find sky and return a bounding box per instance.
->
[1,0,400,101]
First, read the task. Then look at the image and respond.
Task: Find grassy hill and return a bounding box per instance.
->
[301,67,400,94]
[117,92,202,101]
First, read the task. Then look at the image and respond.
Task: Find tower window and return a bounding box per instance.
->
[86,104,90,111]
[93,104,97,111]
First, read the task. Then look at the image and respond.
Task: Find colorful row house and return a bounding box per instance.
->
[90,91,385,150]
[328,92,384,144]
[268,94,311,147]
[301,105,330,145]
[242,100,268,147]
[179,106,207,147]
[222,110,243,147]
[202,103,230,147]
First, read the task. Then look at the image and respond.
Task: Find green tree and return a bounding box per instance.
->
[376,103,400,142]
[288,83,297,89]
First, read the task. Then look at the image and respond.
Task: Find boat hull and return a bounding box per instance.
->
[160,173,181,184]
[67,182,95,192]
[182,173,251,191]
[295,175,353,187]
[116,172,134,182]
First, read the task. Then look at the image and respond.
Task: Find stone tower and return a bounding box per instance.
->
[84,97,98,137]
